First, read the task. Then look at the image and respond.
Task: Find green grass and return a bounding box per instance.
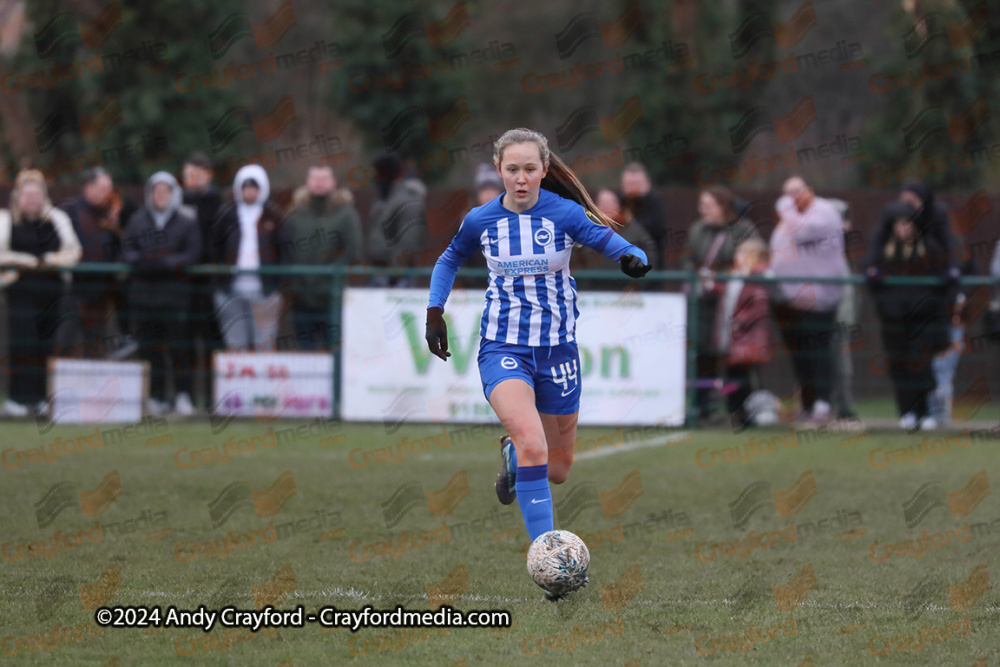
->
[0,420,998,666]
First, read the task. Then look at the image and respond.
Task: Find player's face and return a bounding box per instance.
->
[498,142,548,212]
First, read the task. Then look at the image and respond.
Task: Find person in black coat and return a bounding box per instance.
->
[621,163,668,270]
[59,167,138,357]
[865,180,958,281]
[206,164,293,351]
[181,152,223,406]
[181,152,223,323]
[122,171,202,415]
[866,201,951,431]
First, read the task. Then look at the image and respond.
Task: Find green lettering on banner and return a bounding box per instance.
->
[401,312,432,375]
[399,311,479,375]
[445,313,479,375]
[602,346,630,378]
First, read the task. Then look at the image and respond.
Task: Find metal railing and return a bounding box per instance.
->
[3,262,998,426]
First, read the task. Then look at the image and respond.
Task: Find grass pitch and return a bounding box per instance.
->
[0,419,998,666]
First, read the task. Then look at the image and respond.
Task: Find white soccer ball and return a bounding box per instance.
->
[526,530,590,594]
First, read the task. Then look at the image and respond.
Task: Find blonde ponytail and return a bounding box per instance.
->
[544,152,621,230]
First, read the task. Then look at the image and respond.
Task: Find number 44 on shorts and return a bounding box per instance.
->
[551,360,579,397]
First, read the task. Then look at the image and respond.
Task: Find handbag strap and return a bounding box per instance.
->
[700,230,728,270]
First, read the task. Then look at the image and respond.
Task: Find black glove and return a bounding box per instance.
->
[620,254,651,279]
[426,307,450,361]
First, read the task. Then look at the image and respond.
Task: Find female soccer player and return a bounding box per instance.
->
[425,128,651,597]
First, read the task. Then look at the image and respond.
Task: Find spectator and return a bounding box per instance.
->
[121,172,202,416]
[596,188,623,223]
[0,170,81,416]
[621,162,668,269]
[181,152,223,406]
[207,164,293,352]
[769,176,847,425]
[827,198,860,422]
[573,191,656,290]
[988,240,1000,344]
[616,194,657,264]
[714,238,773,429]
[288,164,362,350]
[866,181,961,427]
[474,163,504,206]
[182,153,222,238]
[993,240,1000,298]
[930,233,978,427]
[682,185,760,423]
[365,152,427,287]
[866,201,950,431]
[867,180,958,277]
[59,167,137,358]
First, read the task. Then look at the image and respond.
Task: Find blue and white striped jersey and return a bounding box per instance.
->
[428,189,648,346]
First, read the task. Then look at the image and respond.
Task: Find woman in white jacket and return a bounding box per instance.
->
[0,170,82,416]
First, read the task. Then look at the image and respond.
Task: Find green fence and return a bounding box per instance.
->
[3,262,999,426]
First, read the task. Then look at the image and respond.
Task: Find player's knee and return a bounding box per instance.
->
[548,467,570,484]
[510,432,547,465]
[549,446,573,469]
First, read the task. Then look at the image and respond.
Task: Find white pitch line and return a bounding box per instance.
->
[373,431,693,462]
[576,432,692,460]
[121,588,541,605]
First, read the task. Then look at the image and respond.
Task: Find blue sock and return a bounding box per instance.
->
[515,464,553,543]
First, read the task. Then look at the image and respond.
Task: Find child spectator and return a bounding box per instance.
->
[715,238,774,429]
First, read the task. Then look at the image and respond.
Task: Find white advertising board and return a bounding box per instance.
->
[213,352,333,418]
[47,358,148,424]
[341,287,686,425]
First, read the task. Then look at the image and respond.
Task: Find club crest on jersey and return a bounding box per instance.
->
[501,356,518,370]
[534,227,553,246]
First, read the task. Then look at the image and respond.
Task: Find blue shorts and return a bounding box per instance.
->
[477,339,581,415]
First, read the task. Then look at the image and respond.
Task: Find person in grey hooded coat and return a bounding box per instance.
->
[122,171,202,414]
[365,152,427,286]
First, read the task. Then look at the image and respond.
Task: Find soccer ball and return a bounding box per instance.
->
[526,530,590,595]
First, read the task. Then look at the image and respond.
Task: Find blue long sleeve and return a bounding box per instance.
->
[428,243,467,310]
[567,216,649,267]
[599,228,648,266]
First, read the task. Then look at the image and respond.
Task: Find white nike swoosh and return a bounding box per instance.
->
[530,498,549,504]
[560,386,577,397]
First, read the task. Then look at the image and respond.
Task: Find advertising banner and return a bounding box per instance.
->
[213,352,334,419]
[341,287,686,426]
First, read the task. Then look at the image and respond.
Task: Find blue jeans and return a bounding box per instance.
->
[213,289,284,352]
[930,325,964,425]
